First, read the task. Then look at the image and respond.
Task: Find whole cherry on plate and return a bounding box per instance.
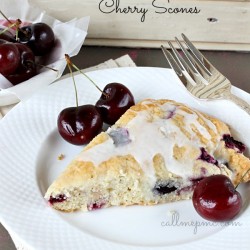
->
[57,55,103,145]
[58,104,103,145]
[64,54,135,126]
[95,82,135,125]
[192,174,242,221]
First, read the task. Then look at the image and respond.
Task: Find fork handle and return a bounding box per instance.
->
[224,92,250,115]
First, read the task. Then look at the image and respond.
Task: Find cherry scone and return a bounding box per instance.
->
[44,99,250,212]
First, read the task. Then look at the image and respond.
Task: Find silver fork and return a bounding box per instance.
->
[161,34,250,115]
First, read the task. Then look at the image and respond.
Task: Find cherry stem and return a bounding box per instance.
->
[64,54,108,98]
[65,55,79,107]
[235,168,250,189]
[25,60,59,77]
[36,63,59,73]
[0,10,13,25]
[0,19,21,37]
[0,11,29,40]
[15,27,19,41]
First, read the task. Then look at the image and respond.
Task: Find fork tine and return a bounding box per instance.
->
[161,45,183,75]
[168,41,203,86]
[174,37,199,74]
[181,33,213,76]
[161,45,196,87]
[167,41,192,75]
[174,37,208,85]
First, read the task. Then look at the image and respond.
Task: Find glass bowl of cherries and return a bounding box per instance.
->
[0,0,89,106]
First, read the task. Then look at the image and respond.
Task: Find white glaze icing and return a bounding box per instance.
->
[76,101,220,185]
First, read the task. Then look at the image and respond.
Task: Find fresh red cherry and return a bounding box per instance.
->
[57,104,103,145]
[0,38,7,45]
[15,43,35,66]
[64,55,135,126]
[18,22,55,56]
[0,28,15,42]
[95,83,135,125]
[6,67,36,85]
[0,41,20,75]
[192,175,242,221]
[4,43,37,85]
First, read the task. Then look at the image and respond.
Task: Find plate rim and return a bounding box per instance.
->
[0,66,250,250]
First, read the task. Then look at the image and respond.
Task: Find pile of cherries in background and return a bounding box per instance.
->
[0,19,55,85]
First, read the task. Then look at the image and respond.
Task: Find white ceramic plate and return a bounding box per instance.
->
[0,67,250,250]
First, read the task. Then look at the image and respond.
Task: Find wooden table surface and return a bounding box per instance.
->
[0,46,249,250]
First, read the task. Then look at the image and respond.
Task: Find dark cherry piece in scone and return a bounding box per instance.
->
[45,99,250,212]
